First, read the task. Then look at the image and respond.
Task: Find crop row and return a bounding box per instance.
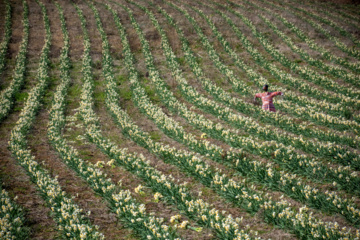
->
[73,3,180,239]
[309,0,360,23]
[330,4,360,22]
[321,6,360,32]
[214,0,358,120]
[207,2,360,130]
[166,0,360,136]
[102,1,358,238]
[178,0,355,121]
[152,1,359,152]
[260,14,360,90]
[92,2,263,238]
[245,1,360,76]
[157,2,360,168]
[228,0,360,122]
[2,0,358,238]
[133,0,360,225]
[209,0,358,121]
[7,1,104,239]
[0,0,29,123]
[200,1,360,136]
[0,184,28,239]
[258,0,360,60]
[286,1,360,48]
[223,3,360,101]
[128,0,360,226]
[0,0,12,75]
[146,1,360,199]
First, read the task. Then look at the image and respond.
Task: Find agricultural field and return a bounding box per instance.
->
[0,0,360,239]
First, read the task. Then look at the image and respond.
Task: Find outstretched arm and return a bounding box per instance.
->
[254,93,260,102]
[271,91,283,97]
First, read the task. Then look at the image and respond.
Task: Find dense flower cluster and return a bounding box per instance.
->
[262,201,357,239]
[0,186,28,239]
[0,0,29,123]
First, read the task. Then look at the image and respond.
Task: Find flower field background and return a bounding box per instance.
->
[0,0,359,239]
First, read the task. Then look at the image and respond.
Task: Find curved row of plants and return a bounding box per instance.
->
[240,0,360,76]
[259,0,360,60]
[143,1,360,197]
[259,13,360,90]
[123,0,360,226]
[219,1,360,99]
[149,1,359,152]
[321,3,360,27]
[8,1,104,239]
[203,1,360,129]
[200,0,360,120]
[72,3,181,239]
[0,0,29,123]
[0,0,12,76]
[215,3,360,101]
[54,3,261,239]
[165,0,360,134]
[241,0,360,121]
[302,0,360,24]
[324,9,360,31]
[102,1,357,238]
[93,2,267,238]
[151,1,360,167]
[333,5,360,22]
[177,0,359,123]
[283,0,360,48]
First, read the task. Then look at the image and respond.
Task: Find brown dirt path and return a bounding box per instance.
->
[0,0,5,35]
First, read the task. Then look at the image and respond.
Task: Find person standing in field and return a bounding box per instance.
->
[254,84,283,112]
